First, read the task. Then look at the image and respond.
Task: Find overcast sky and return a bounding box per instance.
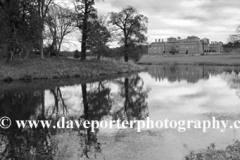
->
[95,0,240,44]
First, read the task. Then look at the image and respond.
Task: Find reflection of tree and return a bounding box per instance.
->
[0,81,113,159]
[113,75,150,123]
[0,92,41,121]
[87,82,112,121]
[49,87,68,117]
[78,82,112,159]
[0,91,57,160]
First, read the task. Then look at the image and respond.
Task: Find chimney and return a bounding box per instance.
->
[158,39,160,42]
[155,39,157,42]
[162,39,164,42]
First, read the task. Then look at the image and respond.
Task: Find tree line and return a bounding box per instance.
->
[0,0,148,62]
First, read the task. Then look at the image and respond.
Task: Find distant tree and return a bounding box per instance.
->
[127,44,148,62]
[74,49,80,58]
[228,25,240,43]
[74,0,98,61]
[228,34,240,43]
[109,6,148,62]
[105,46,124,60]
[46,4,76,57]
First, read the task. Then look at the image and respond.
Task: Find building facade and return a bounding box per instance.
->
[148,36,223,55]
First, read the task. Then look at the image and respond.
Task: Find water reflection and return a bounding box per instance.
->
[113,77,149,122]
[78,82,112,159]
[0,91,55,159]
[1,64,240,159]
[148,64,240,83]
[0,75,149,160]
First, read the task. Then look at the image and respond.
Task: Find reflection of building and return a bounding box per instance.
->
[148,36,223,55]
[147,65,240,83]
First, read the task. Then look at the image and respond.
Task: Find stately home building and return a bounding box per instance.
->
[148,36,223,55]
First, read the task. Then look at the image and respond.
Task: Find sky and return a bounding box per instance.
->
[95,0,240,44]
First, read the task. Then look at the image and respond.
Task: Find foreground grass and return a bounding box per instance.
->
[139,54,240,65]
[186,141,240,160]
[0,58,144,81]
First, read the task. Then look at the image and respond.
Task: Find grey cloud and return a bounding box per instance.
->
[96,0,240,43]
[181,15,209,22]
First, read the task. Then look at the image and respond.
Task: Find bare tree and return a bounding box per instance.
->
[228,25,240,43]
[37,0,53,59]
[46,4,77,57]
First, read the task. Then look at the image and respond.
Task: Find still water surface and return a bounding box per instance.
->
[1,64,240,160]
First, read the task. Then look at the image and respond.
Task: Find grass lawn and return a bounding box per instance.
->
[0,57,144,81]
[139,54,240,65]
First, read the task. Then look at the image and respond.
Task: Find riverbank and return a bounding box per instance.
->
[0,58,145,82]
[0,72,137,94]
[139,54,240,66]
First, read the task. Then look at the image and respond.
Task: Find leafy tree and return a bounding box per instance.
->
[109,6,148,62]
[74,0,98,61]
[0,0,40,60]
[87,16,111,60]
[126,44,148,62]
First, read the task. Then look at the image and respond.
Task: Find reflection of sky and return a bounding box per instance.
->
[43,71,240,159]
[44,82,121,117]
[140,72,240,116]
[101,72,240,160]
[44,85,83,116]
[104,72,238,159]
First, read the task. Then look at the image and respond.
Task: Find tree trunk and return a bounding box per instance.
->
[81,19,87,61]
[57,38,63,58]
[124,78,130,121]
[124,45,129,62]
[97,52,101,60]
[40,30,44,59]
[41,90,45,119]
[124,36,128,62]
[124,51,128,62]
[81,3,88,61]
[82,84,88,120]
[81,83,90,140]
[49,37,56,57]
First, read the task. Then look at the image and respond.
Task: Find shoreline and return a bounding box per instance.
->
[138,62,240,66]
[0,58,145,82]
[0,72,140,94]
[139,54,240,66]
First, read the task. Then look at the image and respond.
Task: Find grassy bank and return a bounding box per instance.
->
[0,58,144,81]
[186,141,240,160]
[139,54,240,66]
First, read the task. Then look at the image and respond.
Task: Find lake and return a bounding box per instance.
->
[1,64,240,160]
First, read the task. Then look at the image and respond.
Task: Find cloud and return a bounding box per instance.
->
[95,0,240,44]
